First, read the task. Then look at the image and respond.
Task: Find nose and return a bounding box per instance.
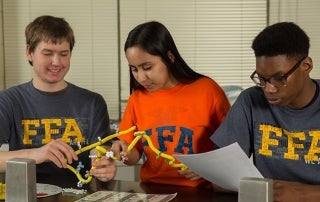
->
[264,82,277,93]
[51,54,62,66]
[135,70,147,83]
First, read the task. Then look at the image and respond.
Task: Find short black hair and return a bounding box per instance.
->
[252,22,309,58]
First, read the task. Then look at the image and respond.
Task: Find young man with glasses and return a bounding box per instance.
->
[211,22,320,201]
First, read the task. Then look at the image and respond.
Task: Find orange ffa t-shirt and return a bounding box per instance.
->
[119,77,230,188]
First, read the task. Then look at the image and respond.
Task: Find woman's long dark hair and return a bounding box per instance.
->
[124,21,205,93]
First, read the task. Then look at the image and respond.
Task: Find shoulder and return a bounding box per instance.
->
[239,86,264,99]
[68,83,102,96]
[127,89,146,103]
[0,82,31,109]
[314,79,320,86]
[190,77,227,99]
[67,83,106,103]
[194,76,218,86]
[0,82,29,96]
[234,86,267,107]
[190,77,223,91]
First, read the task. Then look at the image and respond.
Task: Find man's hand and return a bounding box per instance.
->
[273,179,320,202]
[90,156,116,182]
[35,138,78,168]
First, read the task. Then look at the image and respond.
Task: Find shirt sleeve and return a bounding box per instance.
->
[0,90,14,143]
[210,90,253,156]
[89,94,111,143]
[118,94,143,153]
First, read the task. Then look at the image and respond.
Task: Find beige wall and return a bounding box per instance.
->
[0,1,4,90]
[1,1,320,118]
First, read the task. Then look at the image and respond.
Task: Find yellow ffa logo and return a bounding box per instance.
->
[258,124,320,161]
[21,118,85,144]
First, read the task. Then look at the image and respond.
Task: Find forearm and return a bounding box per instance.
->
[273,180,320,202]
[0,149,37,172]
[302,185,320,202]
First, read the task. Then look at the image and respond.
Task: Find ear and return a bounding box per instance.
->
[26,45,32,61]
[167,51,175,63]
[302,56,313,74]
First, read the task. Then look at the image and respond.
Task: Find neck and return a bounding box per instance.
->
[290,79,317,109]
[303,79,318,108]
[32,79,68,92]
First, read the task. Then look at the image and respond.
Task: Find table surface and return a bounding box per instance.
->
[36,177,238,202]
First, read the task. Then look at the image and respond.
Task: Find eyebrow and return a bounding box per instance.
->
[256,71,283,78]
[41,48,70,53]
[255,65,291,78]
[128,62,152,68]
[256,56,305,78]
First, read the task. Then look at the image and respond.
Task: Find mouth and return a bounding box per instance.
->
[48,68,61,73]
[141,83,152,89]
[142,84,157,92]
[266,97,281,105]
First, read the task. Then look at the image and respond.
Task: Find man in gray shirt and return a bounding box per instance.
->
[212,22,320,201]
[0,15,115,186]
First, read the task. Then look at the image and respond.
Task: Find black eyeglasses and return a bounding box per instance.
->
[250,56,306,88]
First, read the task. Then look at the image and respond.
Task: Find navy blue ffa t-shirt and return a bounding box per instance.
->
[0,81,110,184]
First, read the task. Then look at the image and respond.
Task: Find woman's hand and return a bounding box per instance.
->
[111,140,129,161]
[177,168,201,181]
[111,140,141,165]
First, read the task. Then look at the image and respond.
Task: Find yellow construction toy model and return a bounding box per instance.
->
[68,126,188,187]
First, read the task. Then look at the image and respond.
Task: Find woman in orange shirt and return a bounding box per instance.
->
[112,21,230,188]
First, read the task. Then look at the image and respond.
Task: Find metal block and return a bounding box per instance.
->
[238,177,273,202]
[5,158,36,202]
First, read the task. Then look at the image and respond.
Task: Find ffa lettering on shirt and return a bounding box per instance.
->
[144,126,195,154]
[22,118,85,145]
[258,124,320,162]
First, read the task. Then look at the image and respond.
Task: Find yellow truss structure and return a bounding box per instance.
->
[67,126,187,187]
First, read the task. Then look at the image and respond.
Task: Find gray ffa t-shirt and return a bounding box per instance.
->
[211,80,320,185]
[0,81,110,181]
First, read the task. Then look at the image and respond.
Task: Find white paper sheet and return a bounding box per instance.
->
[174,142,263,191]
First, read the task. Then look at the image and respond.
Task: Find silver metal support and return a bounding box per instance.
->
[238,177,273,202]
[5,158,36,202]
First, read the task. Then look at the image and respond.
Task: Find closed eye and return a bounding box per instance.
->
[42,50,53,56]
[129,65,137,72]
[142,66,152,71]
[60,51,70,57]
